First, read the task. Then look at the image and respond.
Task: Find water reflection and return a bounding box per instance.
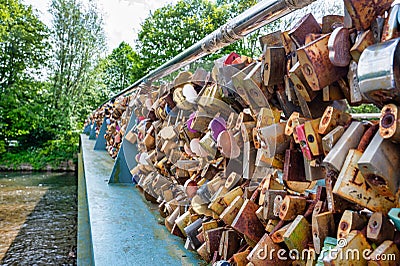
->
[0,172,77,265]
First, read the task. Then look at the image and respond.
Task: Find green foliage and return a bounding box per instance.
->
[350,104,380,114]
[136,0,230,73]
[101,42,143,93]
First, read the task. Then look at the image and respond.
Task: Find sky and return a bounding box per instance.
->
[23,0,177,53]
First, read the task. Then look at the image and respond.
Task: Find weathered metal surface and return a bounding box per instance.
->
[367,212,395,245]
[380,103,400,142]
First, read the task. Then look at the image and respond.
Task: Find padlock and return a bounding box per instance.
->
[283,149,306,182]
[322,82,345,102]
[289,13,322,48]
[262,190,287,220]
[322,15,344,34]
[296,124,312,160]
[328,27,351,67]
[197,243,211,263]
[190,110,213,132]
[218,230,241,261]
[224,172,242,190]
[271,222,291,243]
[285,112,306,141]
[263,47,286,86]
[358,38,400,107]
[255,149,284,170]
[304,157,326,181]
[304,118,322,156]
[231,199,265,245]
[347,60,363,104]
[205,227,224,255]
[283,215,311,252]
[368,240,400,266]
[333,149,396,214]
[388,208,400,231]
[367,212,395,245]
[275,88,302,118]
[259,31,283,49]
[319,106,352,135]
[244,60,263,89]
[222,187,243,205]
[358,131,400,198]
[381,4,400,42]
[199,131,217,159]
[343,0,392,31]
[312,210,335,254]
[337,210,367,240]
[175,211,192,237]
[323,121,366,172]
[258,122,290,157]
[350,30,375,62]
[323,230,371,265]
[297,34,348,92]
[380,104,400,142]
[256,107,281,129]
[184,218,203,250]
[322,125,345,155]
[285,75,297,102]
[247,233,291,266]
[242,141,256,180]
[279,195,307,221]
[281,30,297,56]
[233,248,251,266]
[220,196,244,226]
[289,62,317,102]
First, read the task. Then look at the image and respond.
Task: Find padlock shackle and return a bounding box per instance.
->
[102,0,316,106]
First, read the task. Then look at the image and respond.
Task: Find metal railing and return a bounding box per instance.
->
[104,0,316,104]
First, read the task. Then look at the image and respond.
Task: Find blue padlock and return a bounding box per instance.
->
[388,208,400,231]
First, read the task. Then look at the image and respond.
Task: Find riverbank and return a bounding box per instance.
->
[0,160,76,172]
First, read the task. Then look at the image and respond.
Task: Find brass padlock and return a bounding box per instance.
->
[318,106,352,135]
[289,62,317,102]
[220,195,244,226]
[289,13,322,48]
[297,34,348,91]
[304,118,323,157]
[358,38,400,106]
[358,131,400,198]
[279,195,307,221]
[379,104,400,142]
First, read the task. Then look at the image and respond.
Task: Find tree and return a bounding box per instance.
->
[0,0,49,150]
[136,0,230,74]
[48,0,106,120]
[102,42,143,93]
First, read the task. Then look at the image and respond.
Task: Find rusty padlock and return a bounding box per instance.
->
[297,34,348,91]
[263,46,286,86]
[279,195,307,221]
[289,62,317,102]
[328,27,351,67]
[379,103,400,142]
[367,212,395,245]
[262,190,287,220]
[318,106,352,135]
[337,210,367,240]
[343,0,392,31]
[231,199,265,246]
[289,13,321,48]
[350,30,375,62]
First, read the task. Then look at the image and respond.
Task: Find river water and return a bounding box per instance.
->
[0,172,77,265]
